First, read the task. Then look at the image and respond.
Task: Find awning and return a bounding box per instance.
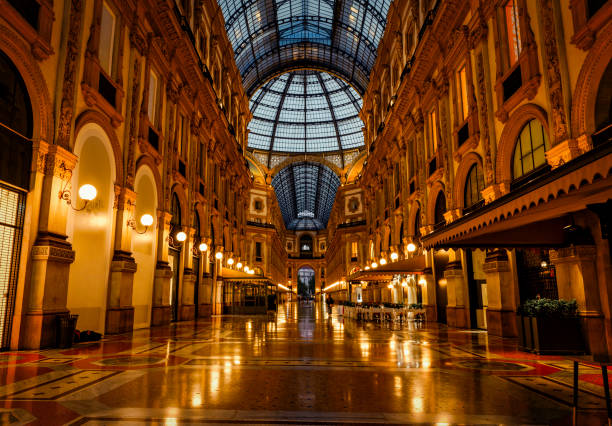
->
[222,268,270,282]
[422,149,612,249]
[348,256,426,282]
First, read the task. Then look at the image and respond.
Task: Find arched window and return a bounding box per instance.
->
[171,193,181,229]
[464,163,485,210]
[193,209,200,240]
[0,49,33,190]
[593,60,612,146]
[299,234,313,257]
[433,191,446,229]
[414,208,421,238]
[512,119,549,180]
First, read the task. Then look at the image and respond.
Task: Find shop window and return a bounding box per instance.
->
[504,0,522,66]
[464,163,485,212]
[255,242,262,262]
[99,3,116,77]
[351,241,358,262]
[456,65,469,123]
[512,119,549,182]
[427,109,438,160]
[147,69,159,127]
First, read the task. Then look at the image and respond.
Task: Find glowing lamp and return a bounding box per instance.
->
[380,258,387,265]
[236,262,243,269]
[140,214,154,227]
[365,266,370,270]
[175,231,187,242]
[215,251,223,260]
[407,243,417,253]
[371,262,378,269]
[199,242,208,252]
[227,258,235,266]
[390,252,399,261]
[78,184,97,201]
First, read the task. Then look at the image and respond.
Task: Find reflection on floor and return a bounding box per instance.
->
[0,302,607,424]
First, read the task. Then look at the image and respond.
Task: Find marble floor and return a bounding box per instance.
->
[0,302,608,425]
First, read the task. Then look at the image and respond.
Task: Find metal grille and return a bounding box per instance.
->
[0,184,25,349]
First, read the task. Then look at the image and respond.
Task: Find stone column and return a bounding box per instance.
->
[483,250,518,337]
[180,227,196,320]
[212,246,224,315]
[105,187,137,334]
[445,259,468,329]
[550,246,606,355]
[420,265,437,321]
[198,238,213,317]
[22,145,76,349]
[151,210,172,325]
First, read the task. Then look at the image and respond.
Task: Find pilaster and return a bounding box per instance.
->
[483,250,518,337]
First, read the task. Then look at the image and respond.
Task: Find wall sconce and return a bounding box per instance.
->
[380,257,387,265]
[128,213,154,234]
[215,251,223,260]
[390,252,399,261]
[236,262,243,270]
[371,262,378,269]
[540,260,548,269]
[168,228,186,249]
[199,242,208,252]
[364,266,371,270]
[418,277,427,286]
[227,257,235,266]
[59,182,97,211]
[407,242,417,253]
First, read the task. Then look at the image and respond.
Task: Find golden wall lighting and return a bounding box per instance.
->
[198,242,208,252]
[540,260,548,268]
[418,277,427,286]
[364,266,370,270]
[215,251,223,260]
[371,262,378,269]
[380,258,387,265]
[390,252,399,261]
[60,182,97,211]
[227,258,235,266]
[407,243,417,253]
[128,213,153,234]
[236,262,243,270]
[247,269,255,275]
[175,231,187,242]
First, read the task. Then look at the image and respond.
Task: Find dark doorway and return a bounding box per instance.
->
[433,251,449,324]
[516,248,558,303]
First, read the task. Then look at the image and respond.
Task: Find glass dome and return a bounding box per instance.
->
[248,70,364,154]
[272,161,340,230]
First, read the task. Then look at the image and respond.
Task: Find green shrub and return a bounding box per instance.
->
[517,298,578,318]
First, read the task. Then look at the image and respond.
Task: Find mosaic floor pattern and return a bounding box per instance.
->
[0,302,608,425]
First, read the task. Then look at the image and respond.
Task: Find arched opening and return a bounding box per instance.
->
[299,234,313,258]
[414,208,421,238]
[297,266,315,298]
[68,124,116,333]
[0,49,33,190]
[593,59,612,146]
[0,49,32,348]
[464,163,485,213]
[132,166,158,329]
[433,191,446,230]
[169,193,182,322]
[512,119,550,186]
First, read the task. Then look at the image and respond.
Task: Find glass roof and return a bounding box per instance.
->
[272,161,340,230]
[248,70,364,155]
[217,0,392,96]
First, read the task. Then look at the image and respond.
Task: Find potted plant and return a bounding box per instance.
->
[517,298,585,354]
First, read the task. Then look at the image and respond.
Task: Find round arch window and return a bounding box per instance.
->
[512,119,549,180]
[464,163,485,210]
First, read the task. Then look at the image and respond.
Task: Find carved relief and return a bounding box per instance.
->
[55,0,83,149]
[539,0,569,144]
[475,53,494,185]
[126,57,141,189]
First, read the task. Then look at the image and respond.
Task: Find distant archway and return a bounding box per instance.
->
[297,266,316,297]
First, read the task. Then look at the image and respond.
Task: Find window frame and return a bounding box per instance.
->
[463,163,485,212]
[511,119,550,184]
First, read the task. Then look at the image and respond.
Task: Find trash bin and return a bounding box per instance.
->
[56,314,78,349]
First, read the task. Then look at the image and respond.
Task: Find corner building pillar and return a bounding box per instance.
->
[483,250,518,337]
[550,245,606,355]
